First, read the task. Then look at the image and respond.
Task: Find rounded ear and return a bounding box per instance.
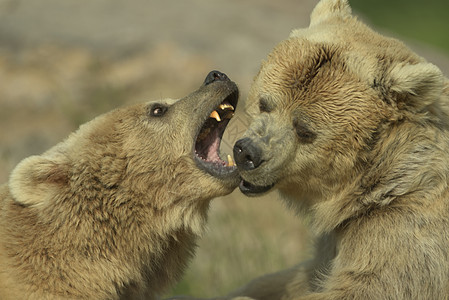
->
[9,155,69,207]
[389,62,444,110]
[309,0,352,27]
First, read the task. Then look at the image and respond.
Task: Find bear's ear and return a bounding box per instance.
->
[389,62,444,110]
[9,155,69,207]
[309,0,352,26]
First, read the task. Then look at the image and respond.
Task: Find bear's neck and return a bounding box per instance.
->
[1,187,209,298]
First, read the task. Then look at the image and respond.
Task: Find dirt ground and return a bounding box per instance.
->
[1,0,448,297]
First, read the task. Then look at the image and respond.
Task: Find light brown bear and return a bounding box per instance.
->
[0,71,239,299]
[226,0,449,299]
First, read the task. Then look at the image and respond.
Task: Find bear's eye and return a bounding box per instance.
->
[293,118,316,143]
[259,97,272,113]
[149,104,168,117]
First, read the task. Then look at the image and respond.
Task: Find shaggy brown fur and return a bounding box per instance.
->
[0,71,239,299]
[222,0,449,299]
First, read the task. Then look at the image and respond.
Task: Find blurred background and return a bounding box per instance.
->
[0,0,448,297]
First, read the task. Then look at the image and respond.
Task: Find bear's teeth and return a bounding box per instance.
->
[227,154,235,167]
[219,104,234,111]
[210,110,221,122]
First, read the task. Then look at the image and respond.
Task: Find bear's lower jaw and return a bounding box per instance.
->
[194,154,239,182]
[239,180,274,196]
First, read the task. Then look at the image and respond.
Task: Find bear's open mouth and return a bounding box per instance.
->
[194,91,238,178]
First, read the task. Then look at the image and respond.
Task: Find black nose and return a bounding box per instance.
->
[233,138,263,171]
[204,70,230,85]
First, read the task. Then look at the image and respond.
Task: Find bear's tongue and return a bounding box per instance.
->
[195,121,224,164]
[204,130,221,162]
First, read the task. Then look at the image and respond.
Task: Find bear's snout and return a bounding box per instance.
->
[233,137,263,170]
[204,70,230,85]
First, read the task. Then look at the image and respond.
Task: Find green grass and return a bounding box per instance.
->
[351,0,449,54]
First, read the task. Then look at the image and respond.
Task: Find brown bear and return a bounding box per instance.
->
[0,71,239,299]
[224,0,449,299]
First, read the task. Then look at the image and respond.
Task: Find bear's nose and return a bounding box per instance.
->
[233,138,263,171]
[204,70,230,85]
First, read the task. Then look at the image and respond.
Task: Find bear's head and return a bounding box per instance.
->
[9,71,239,219]
[234,0,446,211]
